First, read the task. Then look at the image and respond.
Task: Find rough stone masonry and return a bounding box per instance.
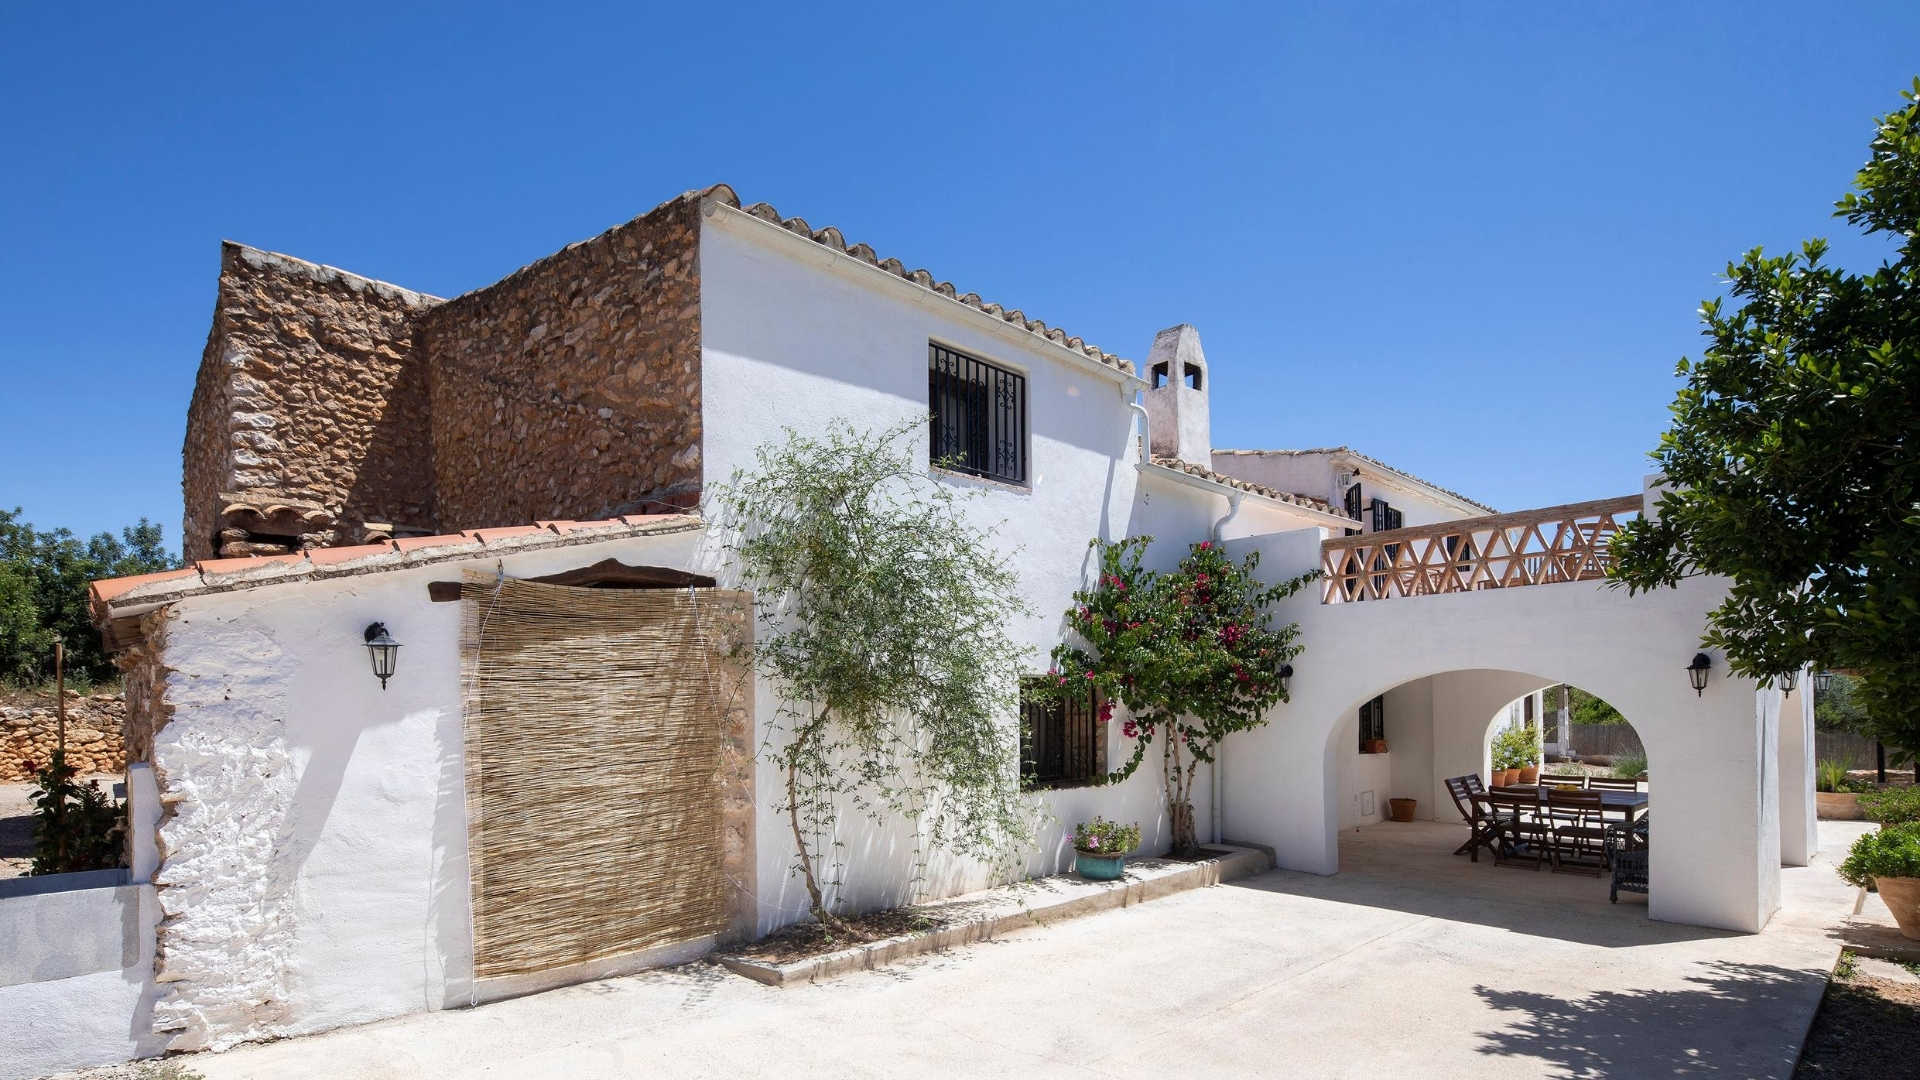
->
[182,192,705,563]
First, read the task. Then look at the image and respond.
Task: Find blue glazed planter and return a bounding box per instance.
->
[1075,850,1127,881]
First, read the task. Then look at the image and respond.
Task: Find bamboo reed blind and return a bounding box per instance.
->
[460,574,727,979]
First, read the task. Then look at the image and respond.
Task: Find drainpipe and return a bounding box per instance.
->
[1210,490,1244,845]
[1127,401,1151,465]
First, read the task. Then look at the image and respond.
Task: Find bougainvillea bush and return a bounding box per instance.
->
[1049,536,1313,853]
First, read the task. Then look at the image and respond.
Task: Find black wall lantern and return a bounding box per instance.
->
[1777,669,1798,694]
[1277,663,1295,694]
[1813,670,1835,695]
[364,622,401,690]
[1686,652,1712,697]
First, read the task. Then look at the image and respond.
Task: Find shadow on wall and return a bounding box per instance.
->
[1471,960,1821,1077]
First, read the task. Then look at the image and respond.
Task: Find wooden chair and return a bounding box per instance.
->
[1446,775,1499,860]
[1485,790,1551,871]
[1545,788,1608,875]
[1538,773,1586,789]
[1586,776,1641,791]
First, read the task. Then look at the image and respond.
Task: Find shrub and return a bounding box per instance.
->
[1612,753,1648,780]
[1837,824,1920,889]
[1859,786,1920,827]
[1071,817,1141,856]
[1816,759,1846,792]
[29,749,126,875]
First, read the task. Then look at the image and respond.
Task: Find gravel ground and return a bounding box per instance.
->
[1795,956,1920,1078]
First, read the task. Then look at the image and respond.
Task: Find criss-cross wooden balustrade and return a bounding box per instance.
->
[1320,495,1644,604]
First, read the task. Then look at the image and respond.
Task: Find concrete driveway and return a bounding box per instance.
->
[112,822,1867,1080]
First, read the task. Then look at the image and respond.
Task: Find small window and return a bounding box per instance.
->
[1358,695,1386,752]
[1150,361,1170,388]
[1183,363,1202,390]
[930,343,1027,484]
[1021,679,1104,788]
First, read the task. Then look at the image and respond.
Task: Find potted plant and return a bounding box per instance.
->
[1517,725,1541,785]
[1387,797,1417,822]
[1815,759,1866,820]
[1837,824,1920,940]
[1490,725,1534,788]
[1072,817,1141,881]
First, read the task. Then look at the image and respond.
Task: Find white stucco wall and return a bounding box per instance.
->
[133,530,703,1052]
[698,209,1246,930]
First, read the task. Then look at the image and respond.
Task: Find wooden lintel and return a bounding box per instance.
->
[428,559,718,602]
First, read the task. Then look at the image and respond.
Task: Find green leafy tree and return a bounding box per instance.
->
[1612,80,1920,761]
[711,420,1033,933]
[1569,686,1627,727]
[1814,671,1871,734]
[0,508,179,684]
[1049,537,1312,853]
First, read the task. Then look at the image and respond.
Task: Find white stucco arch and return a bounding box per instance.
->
[1220,529,1787,933]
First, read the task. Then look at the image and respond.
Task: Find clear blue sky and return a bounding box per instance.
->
[2,3,1914,552]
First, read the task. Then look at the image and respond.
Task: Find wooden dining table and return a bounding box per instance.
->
[1491,784,1649,847]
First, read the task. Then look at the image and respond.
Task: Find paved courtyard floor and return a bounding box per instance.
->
[120,821,1873,1080]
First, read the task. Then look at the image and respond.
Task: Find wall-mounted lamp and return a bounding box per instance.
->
[1777,669,1798,694]
[1277,663,1295,694]
[1686,652,1712,697]
[1813,670,1835,695]
[364,622,401,690]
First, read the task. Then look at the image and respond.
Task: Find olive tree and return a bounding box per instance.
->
[710,420,1033,933]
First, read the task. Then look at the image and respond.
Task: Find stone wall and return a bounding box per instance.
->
[419,195,705,530]
[182,244,443,562]
[0,692,127,781]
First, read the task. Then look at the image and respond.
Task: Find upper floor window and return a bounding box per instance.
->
[929,343,1027,485]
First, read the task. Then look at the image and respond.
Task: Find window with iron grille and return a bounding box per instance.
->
[1358,695,1386,752]
[929,343,1027,484]
[1020,679,1103,787]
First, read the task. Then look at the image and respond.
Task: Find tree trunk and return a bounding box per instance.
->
[1165,731,1199,854]
[785,707,854,937]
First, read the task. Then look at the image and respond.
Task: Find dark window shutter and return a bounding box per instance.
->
[1344,483,1363,520]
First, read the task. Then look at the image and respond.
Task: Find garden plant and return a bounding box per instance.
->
[711,420,1033,933]
[1048,536,1311,853]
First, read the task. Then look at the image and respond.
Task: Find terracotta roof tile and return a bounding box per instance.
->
[304,543,396,566]
[88,568,199,610]
[1212,447,1496,514]
[1149,456,1338,515]
[90,515,709,630]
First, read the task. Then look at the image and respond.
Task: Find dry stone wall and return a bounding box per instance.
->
[182,244,443,562]
[420,195,705,530]
[0,691,127,780]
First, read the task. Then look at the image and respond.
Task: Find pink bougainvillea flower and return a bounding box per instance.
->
[1122,721,1139,739]
[1198,541,1211,550]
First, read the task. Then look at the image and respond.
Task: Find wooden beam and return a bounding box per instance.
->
[428,559,718,602]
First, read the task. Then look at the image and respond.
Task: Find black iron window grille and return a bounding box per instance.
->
[1021,679,1102,787]
[929,343,1027,485]
[1358,695,1386,751]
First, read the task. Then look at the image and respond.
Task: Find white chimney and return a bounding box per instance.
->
[1142,324,1210,465]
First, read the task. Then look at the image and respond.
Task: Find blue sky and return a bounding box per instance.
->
[2,3,1914,551]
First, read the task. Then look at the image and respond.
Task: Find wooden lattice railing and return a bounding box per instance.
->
[1320,495,1643,604]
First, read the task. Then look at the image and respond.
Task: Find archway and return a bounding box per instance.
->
[1214,535,1792,933]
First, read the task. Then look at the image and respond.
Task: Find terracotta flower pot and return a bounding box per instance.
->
[1874,876,1920,940]
[1387,798,1417,822]
[1816,792,1863,820]
[1496,769,1518,788]
[1518,766,1539,785]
